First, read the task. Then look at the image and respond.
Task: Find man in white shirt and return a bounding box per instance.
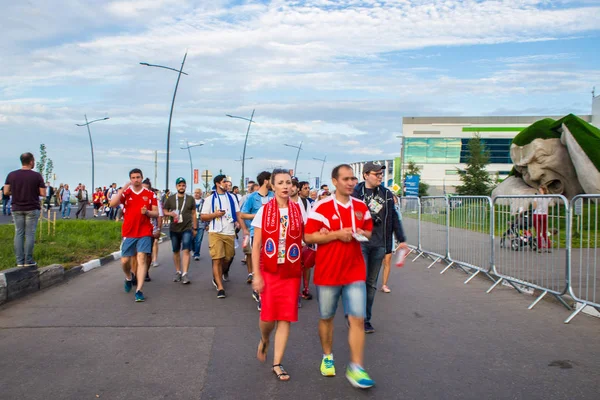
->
[201,175,248,299]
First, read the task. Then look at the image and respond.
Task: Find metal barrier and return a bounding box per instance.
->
[445,196,495,283]
[417,196,450,268]
[399,196,421,256]
[565,195,600,323]
[489,195,571,310]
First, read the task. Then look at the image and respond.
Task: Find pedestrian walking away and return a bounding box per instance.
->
[3,152,46,268]
[74,184,90,219]
[59,184,71,218]
[352,161,407,334]
[163,177,197,284]
[192,188,207,261]
[106,183,119,220]
[241,171,275,309]
[110,168,159,302]
[44,181,54,211]
[533,185,552,252]
[305,164,376,389]
[251,169,304,381]
[201,174,249,299]
[292,179,314,301]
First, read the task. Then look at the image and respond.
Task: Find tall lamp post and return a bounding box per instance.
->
[313,155,327,187]
[140,52,188,191]
[226,109,255,194]
[235,155,254,189]
[180,141,204,192]
[283,141,303,175]
[76,115,109,193]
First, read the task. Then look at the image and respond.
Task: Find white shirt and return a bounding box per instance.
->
[534,197,551,215]
[252,206,289,264]
[201,193,240,235]
[296,197,311,224]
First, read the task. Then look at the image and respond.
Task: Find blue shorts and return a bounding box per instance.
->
[121,237,153,257]
[170,230,193,252]
[316,281,366,319]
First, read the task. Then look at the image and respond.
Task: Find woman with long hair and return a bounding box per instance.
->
[251,169,304,381]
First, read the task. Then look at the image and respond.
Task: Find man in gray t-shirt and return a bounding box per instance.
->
[163,177,197,284]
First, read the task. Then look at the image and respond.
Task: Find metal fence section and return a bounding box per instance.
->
[489,195,571,310]
[565,195,600,323]
[445,196,495,283]
[418,196,449,268]
[399,196,421,256]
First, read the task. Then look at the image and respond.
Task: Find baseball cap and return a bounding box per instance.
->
[363,161,386,174]
[175,177,186,185]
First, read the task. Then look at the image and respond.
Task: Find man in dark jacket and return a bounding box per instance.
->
[352,161,407,334]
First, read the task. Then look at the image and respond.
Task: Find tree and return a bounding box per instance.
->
[404,160,429,197]
[37,144,54,182]
[455,134,493,196]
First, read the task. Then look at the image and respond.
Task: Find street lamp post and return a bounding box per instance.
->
[235,155,254,189]
[140,52,189,191]
[283,141,303,175]
[226,109,255,194]
[313,155,327,187]
[180,141,204,192]
[76,115,109,193]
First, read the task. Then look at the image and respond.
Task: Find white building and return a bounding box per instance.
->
[400,113,594,194]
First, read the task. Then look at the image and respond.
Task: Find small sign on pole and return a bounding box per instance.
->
[193,169,199,184]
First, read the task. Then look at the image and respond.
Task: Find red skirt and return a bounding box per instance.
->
[260,267,301,322]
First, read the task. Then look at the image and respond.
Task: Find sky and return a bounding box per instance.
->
[1,0,599,190]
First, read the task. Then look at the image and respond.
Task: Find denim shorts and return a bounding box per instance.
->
[121,237,153,257]
[316,281,366,319]
[170,230,193,252]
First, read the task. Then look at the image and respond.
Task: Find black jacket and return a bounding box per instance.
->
[352,182,406,252]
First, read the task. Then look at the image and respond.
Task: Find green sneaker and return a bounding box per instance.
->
[346,365,375,389]
[320,355,336,377]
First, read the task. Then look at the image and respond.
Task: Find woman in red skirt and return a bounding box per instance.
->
[251,169,303,381]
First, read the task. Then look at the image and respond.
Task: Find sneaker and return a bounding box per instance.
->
[173,272,182,283]
[364,322,375,334]
[301,288,313,300]
[222,273,229,282]
[131,273,138,286]
[217,289,226,299]
[194,256,200,261]
[320,355,336,377]
[241,259,247,265]
[345,365,374,389]
[151,261,159,268]
[257,299,262,311]
[124,279,133,293]
[252,290,260,303]
[145,272,152,282]
[381,285,391,293]
[246,273,253,284]
[135,290,145,302]
[182,274,190,284]
[212,277,218,290]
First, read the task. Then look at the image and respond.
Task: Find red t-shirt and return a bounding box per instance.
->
[305,196,372,286]
[120,187,157,238]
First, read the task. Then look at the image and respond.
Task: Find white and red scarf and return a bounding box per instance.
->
[261,198,303,278]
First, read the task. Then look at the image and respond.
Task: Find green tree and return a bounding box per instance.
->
[405,160,429,197]
[37,144,54,182]
[455,134,493,196]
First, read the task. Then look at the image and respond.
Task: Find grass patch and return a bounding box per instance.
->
[0,220,123,271]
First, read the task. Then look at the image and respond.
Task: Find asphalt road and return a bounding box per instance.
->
[0,239,599,400]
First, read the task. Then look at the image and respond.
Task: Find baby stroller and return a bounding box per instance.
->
[500,210,537,251]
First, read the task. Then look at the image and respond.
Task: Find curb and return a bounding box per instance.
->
[0,235,169,307]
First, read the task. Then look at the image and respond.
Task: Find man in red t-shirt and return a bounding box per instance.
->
[109,168,159,302]
[305,164,375,389]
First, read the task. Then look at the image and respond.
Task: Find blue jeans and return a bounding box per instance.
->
[3,198,11,215]
[170,230,194,252]
[361,244,387,323]
[12,209,40,266]
[193,228,205,258]
[61,202,71,218]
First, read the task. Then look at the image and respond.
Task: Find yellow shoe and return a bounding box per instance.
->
[320,354,336,377]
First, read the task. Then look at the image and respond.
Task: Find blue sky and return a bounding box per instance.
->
[1,0,599,190]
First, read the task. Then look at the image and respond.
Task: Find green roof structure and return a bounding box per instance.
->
[550,114,600,171]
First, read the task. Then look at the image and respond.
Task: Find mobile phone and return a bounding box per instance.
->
[352,233,369,242]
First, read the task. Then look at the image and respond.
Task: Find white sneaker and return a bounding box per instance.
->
[381,285,391,293]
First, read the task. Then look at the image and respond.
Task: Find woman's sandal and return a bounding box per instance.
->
[272,364,290,381]
[257,340,268,362]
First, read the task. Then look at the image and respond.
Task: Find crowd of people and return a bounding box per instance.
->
[4,152,408,390]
